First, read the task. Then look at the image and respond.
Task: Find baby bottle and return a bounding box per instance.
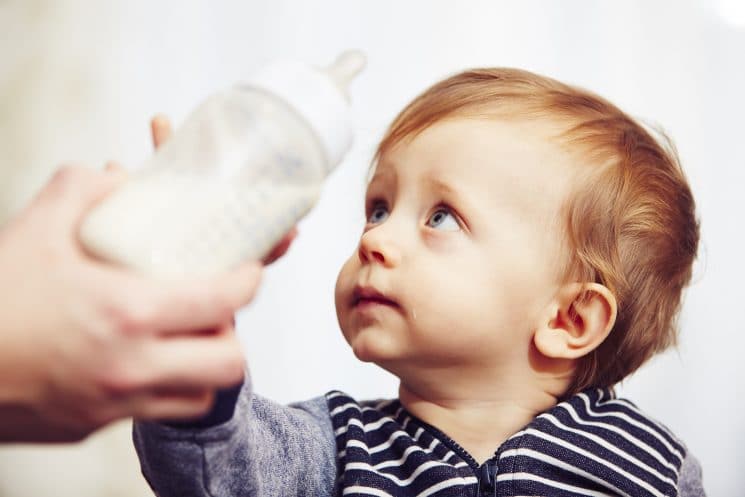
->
[79,51,365,277]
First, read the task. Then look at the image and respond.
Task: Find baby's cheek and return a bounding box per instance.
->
[422,231,465,252]
[334,259,355,300]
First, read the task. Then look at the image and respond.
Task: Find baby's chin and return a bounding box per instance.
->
[345,325,403,365]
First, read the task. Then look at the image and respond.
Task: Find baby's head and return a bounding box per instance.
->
[335,68,698,400]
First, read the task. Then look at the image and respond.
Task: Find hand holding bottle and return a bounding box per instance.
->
[0,116,296,443]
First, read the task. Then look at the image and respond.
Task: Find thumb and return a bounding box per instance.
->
[35,165,127,228]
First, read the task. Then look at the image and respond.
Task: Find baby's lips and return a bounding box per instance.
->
[352,285,399,307]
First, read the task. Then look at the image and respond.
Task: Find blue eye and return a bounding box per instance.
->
[426,208,460,231]
[367,204,389,224]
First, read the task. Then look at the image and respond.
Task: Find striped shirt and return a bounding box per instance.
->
[134,379,704,497]
[328,388,686,497]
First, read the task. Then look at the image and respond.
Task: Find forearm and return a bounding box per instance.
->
[133,373,337,497]
[678,452,707,497]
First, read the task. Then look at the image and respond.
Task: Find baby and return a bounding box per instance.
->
[134,68,705,496]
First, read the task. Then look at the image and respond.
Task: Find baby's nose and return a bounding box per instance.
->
[358,228,401,267]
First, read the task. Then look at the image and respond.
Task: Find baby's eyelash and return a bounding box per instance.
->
[432,203,454,215]
[365,198,388,215]
[430,203,467,228]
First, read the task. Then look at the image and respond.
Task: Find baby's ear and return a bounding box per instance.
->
[534,283,617,360]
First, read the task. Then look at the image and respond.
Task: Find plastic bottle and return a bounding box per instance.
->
[79,51,365,278]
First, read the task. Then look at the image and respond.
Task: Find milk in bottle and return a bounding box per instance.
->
[79,51,365,277]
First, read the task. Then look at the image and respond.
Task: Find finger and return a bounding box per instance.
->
[129,390,216,421]
[147,261,263,331]
[150,114,173,149]
[100,258,262,334]
[262,227,298,265]
[33,165,123,227]
[213,260,266,309]
[140,331,246,390]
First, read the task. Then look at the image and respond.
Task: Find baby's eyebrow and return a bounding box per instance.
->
[424,177,478,217]
[368,168,395,185]
[426,177,457,196]
[425,177,469,204]
[365,170,396,197]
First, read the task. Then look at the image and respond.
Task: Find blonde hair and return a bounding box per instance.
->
[375,68,699,396]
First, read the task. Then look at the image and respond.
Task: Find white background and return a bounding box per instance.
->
[0,1,742,495]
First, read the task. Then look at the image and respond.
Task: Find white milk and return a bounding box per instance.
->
[80,52,364,278]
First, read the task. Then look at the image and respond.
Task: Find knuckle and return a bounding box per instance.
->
[96,362,142,398]
[107,301,155,336]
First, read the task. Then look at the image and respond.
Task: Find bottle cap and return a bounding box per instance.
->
[243,51,365,173]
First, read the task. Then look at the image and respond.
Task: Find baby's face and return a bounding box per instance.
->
[335,117,576,378]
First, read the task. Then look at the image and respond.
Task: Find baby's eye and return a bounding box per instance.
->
[426,208,460,231]
[367,204,389,224]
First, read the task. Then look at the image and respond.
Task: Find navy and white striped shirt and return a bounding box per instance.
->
[134,379,704,497]
[329,388,686,497]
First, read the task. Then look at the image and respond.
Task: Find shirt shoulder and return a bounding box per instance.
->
[497,387,690,496]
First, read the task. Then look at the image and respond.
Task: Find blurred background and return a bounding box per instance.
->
[1,0,742,495]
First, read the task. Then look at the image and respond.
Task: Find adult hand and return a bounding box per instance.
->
[0,117,296,443]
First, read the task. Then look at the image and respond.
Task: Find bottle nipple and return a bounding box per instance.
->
[325,50,366,99]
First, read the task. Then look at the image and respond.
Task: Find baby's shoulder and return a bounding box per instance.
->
[523,387,689,471]
[550,388,685,450]
[522,388,704,495]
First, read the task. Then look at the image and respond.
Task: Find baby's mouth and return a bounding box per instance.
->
[352,286,399,309]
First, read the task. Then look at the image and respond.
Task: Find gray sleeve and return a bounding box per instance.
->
[678,451,706,497]
[132,376,338,497]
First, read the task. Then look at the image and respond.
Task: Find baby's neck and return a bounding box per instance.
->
[398,381,559,465]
